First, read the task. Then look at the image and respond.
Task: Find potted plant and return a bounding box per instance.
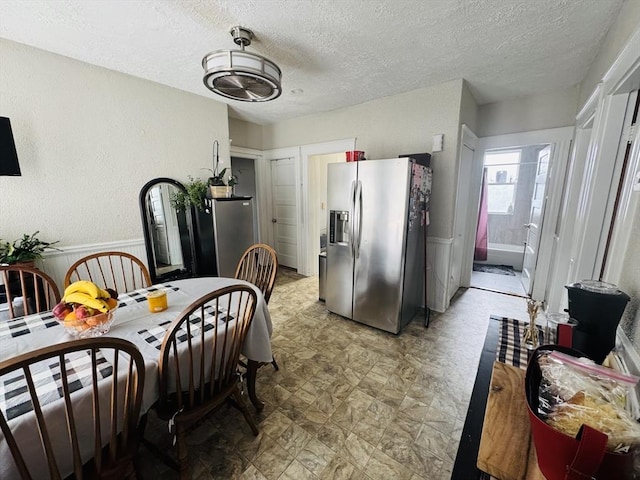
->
[206,167,231,198]
[208,167,227,187]
[0,231,60,266]
[207,139,231,198]
[227,174,239,196]
[169,176,209,212]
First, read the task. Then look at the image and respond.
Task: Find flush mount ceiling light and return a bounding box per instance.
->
[202,26,282,102]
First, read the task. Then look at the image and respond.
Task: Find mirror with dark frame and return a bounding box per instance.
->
[139,178,196,283]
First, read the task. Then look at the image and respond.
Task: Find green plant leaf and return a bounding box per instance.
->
[0,231,60,264]
[170,176,209,211]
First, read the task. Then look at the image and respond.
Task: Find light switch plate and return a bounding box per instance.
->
[432,134,444,152]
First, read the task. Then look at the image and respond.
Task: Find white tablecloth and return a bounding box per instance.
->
[0,277,272,479]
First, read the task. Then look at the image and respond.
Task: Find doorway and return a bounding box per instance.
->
[230,156,259,243]
[270,157,298,269]
[307,152,344,262]
[299,138,356,275]
[470,145,549,297]
[463,127,574,302]
[262,138,356,276]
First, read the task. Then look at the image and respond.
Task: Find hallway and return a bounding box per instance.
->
[470,270,527,297]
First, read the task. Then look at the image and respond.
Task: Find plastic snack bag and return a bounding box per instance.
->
[538,350,640,454]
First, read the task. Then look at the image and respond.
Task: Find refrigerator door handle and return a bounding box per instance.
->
[350,180,356,258]
[355,180,363,258]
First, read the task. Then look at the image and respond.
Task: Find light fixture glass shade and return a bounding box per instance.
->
[202,49,282,102]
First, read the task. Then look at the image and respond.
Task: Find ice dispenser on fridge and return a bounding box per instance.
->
[565,280,630,364]
[329,211,350,245]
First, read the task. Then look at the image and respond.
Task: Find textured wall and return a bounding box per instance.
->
[229,117,263,151]
[477,86,579,137]
[262,79,464,239]
[459,80,479,133]
[0,39,229,247]
[578,0,640,106]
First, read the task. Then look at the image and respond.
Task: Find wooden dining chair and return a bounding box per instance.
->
[0,264,61,319]
[0,337,146,480]
[234,243,279,369]
[234,243,278,303]
[64,251,151,293]
[152,285,258,479]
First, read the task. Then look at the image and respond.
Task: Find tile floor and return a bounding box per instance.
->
[139,269,529,479]
[470,270,527,297]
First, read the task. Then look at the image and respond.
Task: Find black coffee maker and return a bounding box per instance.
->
[565,280,630,364]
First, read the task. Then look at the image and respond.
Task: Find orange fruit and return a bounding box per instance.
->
[106,298,117,310]
[86,313,107,326]
[64,311,78,322]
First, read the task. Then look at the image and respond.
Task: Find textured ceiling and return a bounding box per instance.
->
[0,0,624,125]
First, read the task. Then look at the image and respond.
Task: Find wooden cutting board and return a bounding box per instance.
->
[477,361,544,480]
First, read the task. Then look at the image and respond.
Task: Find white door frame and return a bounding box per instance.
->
[602,113,640,285]
[468,127,574,301]
[544,115,594,312]
[262,146,301,272]
[568,92,630,283]
[452,124,478,293]
[593,91,638,277]
[260,139,356,276]
[230,145,265,243]
[546,25,640,312]
[300,138,356,276]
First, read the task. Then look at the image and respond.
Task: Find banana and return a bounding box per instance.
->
[64,280,101,299]
[98,287,111,299]
[63,292,109,312]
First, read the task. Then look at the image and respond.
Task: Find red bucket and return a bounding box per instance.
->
[346,151,365,162]
[525,346,634,479]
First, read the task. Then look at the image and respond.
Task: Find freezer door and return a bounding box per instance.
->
[326,162,357,319]
[212,198,255,277]
[353,158,411,333]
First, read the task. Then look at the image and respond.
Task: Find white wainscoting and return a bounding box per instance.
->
[40,236,452,313]
[427,236,452,313]
[38,239,147,292]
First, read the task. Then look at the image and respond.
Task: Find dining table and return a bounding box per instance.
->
[0,276,273,479]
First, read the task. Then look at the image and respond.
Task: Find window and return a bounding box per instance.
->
[484,150,520,214]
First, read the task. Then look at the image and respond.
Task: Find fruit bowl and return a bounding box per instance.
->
[59,307,117,338]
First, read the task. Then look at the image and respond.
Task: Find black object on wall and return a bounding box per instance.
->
[0,117,21,176]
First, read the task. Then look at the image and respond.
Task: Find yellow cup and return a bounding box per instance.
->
[147,290,168,313]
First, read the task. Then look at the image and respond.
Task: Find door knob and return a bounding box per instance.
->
[272,219,277,223]
[523,223,532,228]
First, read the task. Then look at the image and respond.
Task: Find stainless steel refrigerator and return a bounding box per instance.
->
[326,157,430,334]
[211,197,255,277]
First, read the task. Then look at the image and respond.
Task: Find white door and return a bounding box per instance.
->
[450,143,474,297]
[149,186,171,265]
[271,157,298,268]
[521,146,551,294]
[160,184,182,267]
